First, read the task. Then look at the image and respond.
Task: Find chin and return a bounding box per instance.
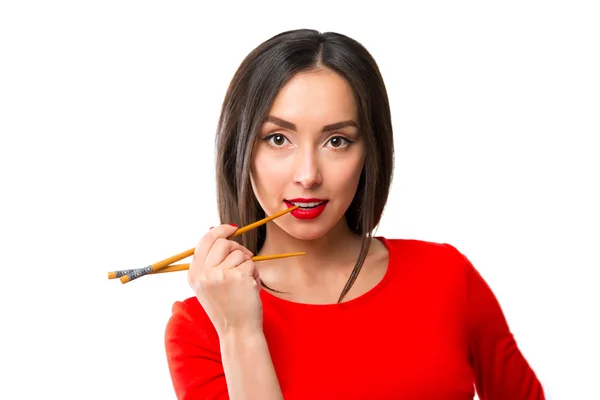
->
[280,218,339,241]
[287,228,326,241]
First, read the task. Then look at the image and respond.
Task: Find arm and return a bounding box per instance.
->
[165,299,283,400]
[220,331,283,400]
[445,244,545,400]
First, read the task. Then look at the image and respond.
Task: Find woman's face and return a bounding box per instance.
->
[251,68,365,240]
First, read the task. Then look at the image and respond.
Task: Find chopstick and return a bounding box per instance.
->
[107,251,306,279]
[117,205,299,284]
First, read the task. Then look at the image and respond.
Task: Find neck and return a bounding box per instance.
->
[257,217,364,278]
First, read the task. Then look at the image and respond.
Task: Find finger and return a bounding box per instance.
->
[202,238,236,270]
[234,259,258,279]
[204,238,253,270]
[218,249,251,270]
[237,260,261,289]
[192,224,239,269]
[188,245,240,290]
[194,257,255,291]
[206,224,254,258]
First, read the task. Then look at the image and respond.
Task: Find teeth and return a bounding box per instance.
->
[290,201,325,208]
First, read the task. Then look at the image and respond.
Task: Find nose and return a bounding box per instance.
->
[292,147,322,188]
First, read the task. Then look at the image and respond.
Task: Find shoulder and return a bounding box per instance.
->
[380,237,469,265]
[165,296,219,348]
[379,237,474,282]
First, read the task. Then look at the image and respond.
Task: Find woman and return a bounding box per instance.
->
[165,29,545,399]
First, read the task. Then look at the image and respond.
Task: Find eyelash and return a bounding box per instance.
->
[262,133,354,150]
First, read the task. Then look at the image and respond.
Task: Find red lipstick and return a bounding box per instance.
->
[284,198,329,220]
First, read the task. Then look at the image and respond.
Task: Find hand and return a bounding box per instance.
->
[188,224,264,338]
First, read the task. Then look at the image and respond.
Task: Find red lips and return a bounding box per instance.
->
[284,199,329,220]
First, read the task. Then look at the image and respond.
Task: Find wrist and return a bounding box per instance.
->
[220,330,267,357]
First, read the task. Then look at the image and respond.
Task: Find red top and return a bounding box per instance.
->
[165,238,545,399]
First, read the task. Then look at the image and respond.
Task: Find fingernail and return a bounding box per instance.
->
[209,226,214,230]
[229,224,238,228]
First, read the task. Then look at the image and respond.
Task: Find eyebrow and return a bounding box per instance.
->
[265,115,358,132]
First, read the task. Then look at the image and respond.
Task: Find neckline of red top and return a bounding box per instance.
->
[259,236,395,310]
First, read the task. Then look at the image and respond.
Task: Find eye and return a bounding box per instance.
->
[326,136,352,149]
[263,133,291,148]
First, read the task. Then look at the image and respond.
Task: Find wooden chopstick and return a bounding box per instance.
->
[118,205,299,284]
[108,251,306,279]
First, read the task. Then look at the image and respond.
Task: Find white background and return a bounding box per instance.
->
[1,1,598,399]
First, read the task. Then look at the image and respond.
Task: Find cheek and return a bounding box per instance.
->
[252,152,287,196]
[325,155,364,193]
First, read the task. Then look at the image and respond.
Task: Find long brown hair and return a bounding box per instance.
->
[215,29,394,302]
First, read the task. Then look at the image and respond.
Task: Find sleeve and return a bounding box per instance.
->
[445,244,546,400]
[164,299,230,400]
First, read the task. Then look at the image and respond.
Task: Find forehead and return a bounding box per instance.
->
[267,69,358,124]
